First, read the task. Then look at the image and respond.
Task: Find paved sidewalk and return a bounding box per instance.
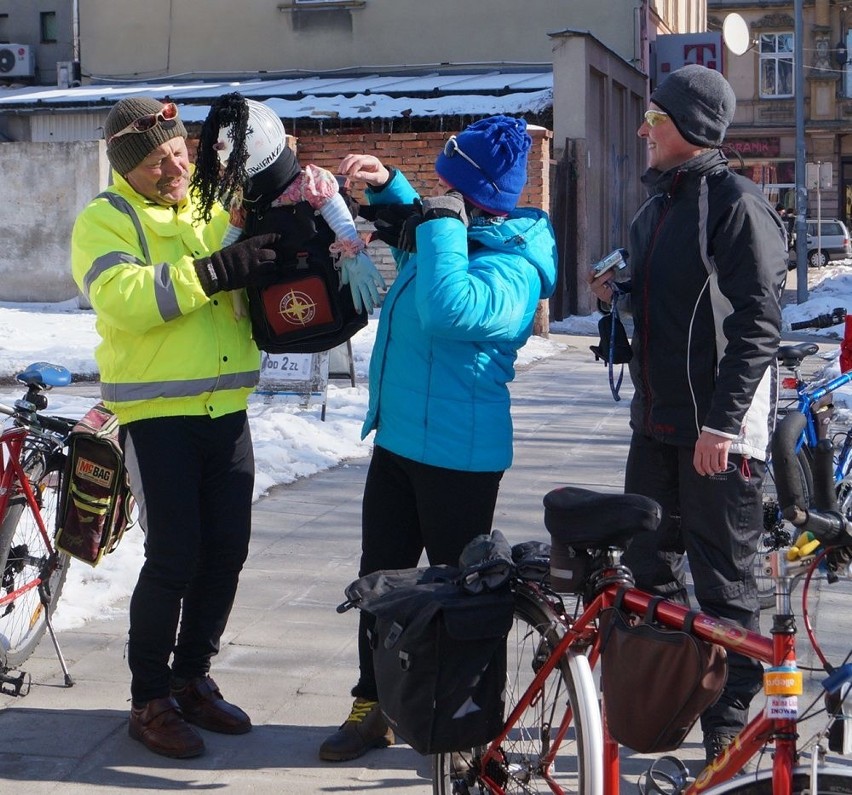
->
[1,333,851,793]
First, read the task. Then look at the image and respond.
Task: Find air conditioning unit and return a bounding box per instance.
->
[0,44,36,78]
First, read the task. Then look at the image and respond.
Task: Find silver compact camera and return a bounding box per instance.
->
[591,248,628,279]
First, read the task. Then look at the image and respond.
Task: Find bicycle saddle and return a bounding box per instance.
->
[16,361,72,389]
[777,342,819,369]
[543,486,661,550]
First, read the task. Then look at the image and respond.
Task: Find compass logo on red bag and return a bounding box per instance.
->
[278,290,318,327]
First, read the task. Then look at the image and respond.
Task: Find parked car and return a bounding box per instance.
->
[789,219,852,268]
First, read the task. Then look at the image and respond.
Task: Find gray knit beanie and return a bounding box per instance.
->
[104,97,187,175]
[650,64,736,148]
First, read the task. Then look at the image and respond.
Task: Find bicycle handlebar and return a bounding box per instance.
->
[37,413,76,435]
[798,509,851,544]
[789,306,846,331]
[0,400,75,437]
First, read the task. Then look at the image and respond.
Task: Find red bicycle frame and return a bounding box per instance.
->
[0,425,57,609]
[478,576,800,794]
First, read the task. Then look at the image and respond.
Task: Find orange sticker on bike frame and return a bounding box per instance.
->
[764,668,803,695]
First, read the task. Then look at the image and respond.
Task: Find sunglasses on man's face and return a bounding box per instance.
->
[107,102,179,145]
[643,109,670,128]
[443,136,501,194]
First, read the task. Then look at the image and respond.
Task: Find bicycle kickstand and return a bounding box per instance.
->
[41,588,74,688]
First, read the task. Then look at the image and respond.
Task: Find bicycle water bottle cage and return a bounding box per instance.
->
[637,755,695,795]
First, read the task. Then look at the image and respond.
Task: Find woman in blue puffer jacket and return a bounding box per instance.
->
[319,116,558,762]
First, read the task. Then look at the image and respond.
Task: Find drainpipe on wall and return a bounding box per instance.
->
[636,0,650,78]
[72,0,80,63]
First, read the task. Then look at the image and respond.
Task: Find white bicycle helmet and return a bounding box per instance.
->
[217,99,286,177]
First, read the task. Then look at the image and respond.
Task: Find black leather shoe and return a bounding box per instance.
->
[171,675,252,735]
[129,696,205,758]
[319,698,394,762]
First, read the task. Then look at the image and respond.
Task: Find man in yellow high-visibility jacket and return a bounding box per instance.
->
[72,97,283,760]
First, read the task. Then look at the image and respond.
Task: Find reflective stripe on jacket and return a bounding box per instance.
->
[70,172,260,423]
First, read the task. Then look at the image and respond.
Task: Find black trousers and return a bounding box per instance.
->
[353,445,504,700]
[622,432,765,738]
[120,412,254,704]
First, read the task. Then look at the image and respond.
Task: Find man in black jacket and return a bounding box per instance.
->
[590,64,788,763]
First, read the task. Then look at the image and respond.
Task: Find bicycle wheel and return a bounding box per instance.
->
[432,584,602,795]
[0,450,69,670]
[834,429,852,518]
[703,766,852,793]
[756,449,813,609]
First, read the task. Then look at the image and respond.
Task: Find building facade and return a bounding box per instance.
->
[0,1,76,85]
[708,0,850,225]
[1,0,703,88]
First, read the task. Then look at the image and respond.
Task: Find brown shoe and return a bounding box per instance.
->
[318,698,394,762]
[129,696,205,759]
[171,675,252,735]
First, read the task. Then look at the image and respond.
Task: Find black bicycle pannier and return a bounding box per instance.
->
[344,564,514,754]
[599,599,727,753]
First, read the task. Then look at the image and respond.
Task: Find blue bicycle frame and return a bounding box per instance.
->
[791,368,852,486]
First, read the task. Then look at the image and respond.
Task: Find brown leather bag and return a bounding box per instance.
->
[599,593,728,753]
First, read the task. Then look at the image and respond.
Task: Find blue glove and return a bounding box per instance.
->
[338,251,386,314]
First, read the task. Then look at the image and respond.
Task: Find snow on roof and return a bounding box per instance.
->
[0,70,553,120]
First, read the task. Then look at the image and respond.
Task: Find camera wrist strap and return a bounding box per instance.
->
[608,287,625,402]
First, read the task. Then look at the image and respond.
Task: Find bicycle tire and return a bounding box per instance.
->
[834,430,852,518]
[756,448,813,609]
[0,451,69,670]
[432,584,602,795]
[700,766,852,793]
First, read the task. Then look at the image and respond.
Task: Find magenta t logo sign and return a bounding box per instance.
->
[683,42,718,70]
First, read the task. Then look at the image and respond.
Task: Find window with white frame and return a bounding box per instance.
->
[759,32,794,98]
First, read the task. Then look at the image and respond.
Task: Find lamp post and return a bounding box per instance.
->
[794,0,808,302]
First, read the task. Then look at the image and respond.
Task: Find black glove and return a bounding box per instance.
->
[397,212,424,253]
[360,202,423,252]
[338,182,361,220]
[421,190,469,226]
[194,233,282,296]
[361,192,467,254]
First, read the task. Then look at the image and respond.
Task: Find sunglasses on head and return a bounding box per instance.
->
[443,136,501,194]
[643,109,670,128]
[107,102,179,145]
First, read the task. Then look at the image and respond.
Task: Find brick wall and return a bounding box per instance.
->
[293,127,552,283]
[189,127,552,288]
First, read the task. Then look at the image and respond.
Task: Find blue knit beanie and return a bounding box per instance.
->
[435,115,531,215]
